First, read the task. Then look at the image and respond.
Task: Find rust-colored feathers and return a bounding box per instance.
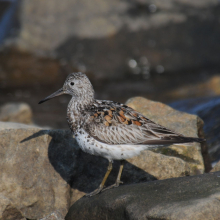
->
[83,100,204,145]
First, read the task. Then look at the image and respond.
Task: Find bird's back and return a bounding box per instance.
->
[82,99,204,146]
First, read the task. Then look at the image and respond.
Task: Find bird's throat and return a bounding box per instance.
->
[66,97,92,133]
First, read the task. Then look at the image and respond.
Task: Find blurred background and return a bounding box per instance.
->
[0,0,220,162]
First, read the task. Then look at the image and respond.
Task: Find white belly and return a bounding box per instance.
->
[75,129,148,161]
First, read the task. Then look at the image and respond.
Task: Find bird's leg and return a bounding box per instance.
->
[102,160,125,192]
[85,161,113,197]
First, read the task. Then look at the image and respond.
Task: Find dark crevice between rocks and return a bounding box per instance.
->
[197,118,212,172]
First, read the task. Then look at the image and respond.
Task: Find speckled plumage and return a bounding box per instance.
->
[39,72,205,196]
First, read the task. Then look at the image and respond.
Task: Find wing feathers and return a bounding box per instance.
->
[84,100,205,145]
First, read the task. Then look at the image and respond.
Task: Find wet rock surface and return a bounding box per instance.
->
[66,172,220,220]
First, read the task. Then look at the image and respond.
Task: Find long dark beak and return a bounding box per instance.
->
[38,88,65,104]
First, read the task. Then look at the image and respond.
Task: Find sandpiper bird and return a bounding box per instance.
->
[39,72,204,197]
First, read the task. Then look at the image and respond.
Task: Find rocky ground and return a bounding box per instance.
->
[0,97,219,220]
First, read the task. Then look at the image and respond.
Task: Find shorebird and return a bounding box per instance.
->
[39,72,204,197]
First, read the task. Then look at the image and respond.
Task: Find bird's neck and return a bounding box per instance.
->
[67,96,93,133]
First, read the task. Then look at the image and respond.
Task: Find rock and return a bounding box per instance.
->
[39,211,64,220]
[170,96,220,164]
[211,161,220,172]
[0,121,39,131]
[12,0,220,80]
[126,97,207,174]
[0,102,33,124]
[163,75,220,101]
[66,172,220,220]
[17,0,219,51]
[0,203,25,220]
[0,123,153,219]
[0,97,206,218]
[0,127,73,219]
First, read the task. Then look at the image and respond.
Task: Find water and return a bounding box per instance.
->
[0,0,18,44]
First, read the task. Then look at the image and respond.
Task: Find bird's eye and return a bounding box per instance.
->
[70,82,74,86]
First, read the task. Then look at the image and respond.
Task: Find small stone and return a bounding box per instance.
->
[0,102,33,124]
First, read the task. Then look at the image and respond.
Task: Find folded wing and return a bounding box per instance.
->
[85,101,204,145]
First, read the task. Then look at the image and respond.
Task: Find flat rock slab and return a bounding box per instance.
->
[66,172,220,220]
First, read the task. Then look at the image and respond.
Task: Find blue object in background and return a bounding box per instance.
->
[170,96,220,165]
[0,0,18,45]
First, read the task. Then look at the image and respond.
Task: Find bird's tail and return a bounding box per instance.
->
[180,136,205,143]
[169,136,206,144]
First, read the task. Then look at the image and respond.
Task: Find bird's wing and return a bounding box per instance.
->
[84,100,197,145]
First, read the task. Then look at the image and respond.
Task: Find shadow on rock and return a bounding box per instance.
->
[21,129,156,194]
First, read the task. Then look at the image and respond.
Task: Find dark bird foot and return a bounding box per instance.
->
[85,186,103,197]
[102,181,123,192]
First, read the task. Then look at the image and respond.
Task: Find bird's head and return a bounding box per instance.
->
[39,72,94,104]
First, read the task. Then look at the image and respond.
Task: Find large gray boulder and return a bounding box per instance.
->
[66,172,220,220]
